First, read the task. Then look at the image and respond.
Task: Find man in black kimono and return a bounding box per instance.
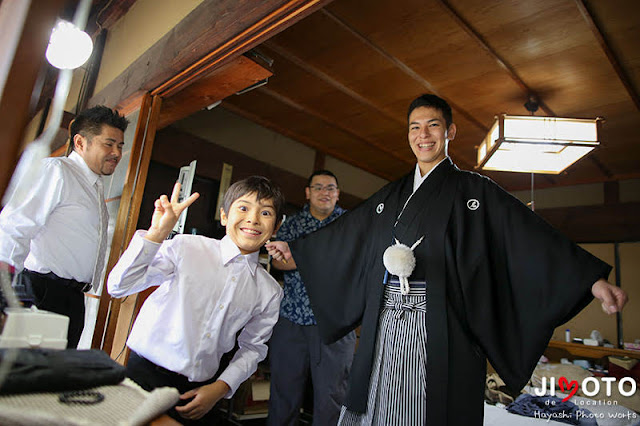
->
[266,94,627,425]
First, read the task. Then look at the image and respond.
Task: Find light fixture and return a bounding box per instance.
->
[45,20,93,70]
[476,98,601,174]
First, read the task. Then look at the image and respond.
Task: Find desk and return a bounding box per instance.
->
[546,340,640,360]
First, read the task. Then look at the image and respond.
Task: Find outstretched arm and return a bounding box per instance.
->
[591,279,628,314]
[265,240,293,265]
[145,182,200,243]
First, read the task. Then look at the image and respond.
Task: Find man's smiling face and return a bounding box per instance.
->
[408,106,456,176]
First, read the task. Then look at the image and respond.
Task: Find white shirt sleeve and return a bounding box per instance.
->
[0,161,64,271]
[107,230,177,297]
[217,287,283,397]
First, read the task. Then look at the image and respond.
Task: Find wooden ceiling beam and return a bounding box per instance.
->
[85,0,137,35]
[259,86,414,166]
[320,7,488,133]
[575,0,640,112]
[436,0,556,117]
[221,102,397,181]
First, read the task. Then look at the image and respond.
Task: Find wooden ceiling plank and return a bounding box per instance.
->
[437,0,556,117]
[221,102,397,181]
[259,86,413,166]
[574,0,640,112]
[320,7,488,134]
[265,40,406,127]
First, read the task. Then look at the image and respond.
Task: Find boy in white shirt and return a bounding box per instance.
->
[108,176,284,424]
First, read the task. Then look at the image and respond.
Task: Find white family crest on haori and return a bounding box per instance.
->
[383,236,425,295]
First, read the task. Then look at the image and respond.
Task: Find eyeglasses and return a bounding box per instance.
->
[309,184,338,193]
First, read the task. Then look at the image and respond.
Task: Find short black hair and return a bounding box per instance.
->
[69,105,128,151]
[407,94,453,128]
[222,176,285,226]
[307,169,339,187]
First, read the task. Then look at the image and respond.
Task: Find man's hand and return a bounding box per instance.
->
[265,240,293,263]
[591,279,628,314]
[145,182,199,243]
[174,380,230,420]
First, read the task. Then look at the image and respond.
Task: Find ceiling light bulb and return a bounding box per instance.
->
[45,20,93,70]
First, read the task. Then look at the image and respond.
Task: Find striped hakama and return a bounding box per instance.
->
[338,280,427,426]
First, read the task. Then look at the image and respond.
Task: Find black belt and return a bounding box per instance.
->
[23,270,92,293]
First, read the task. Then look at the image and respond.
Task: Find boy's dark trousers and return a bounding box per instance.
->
[126,351,230,425]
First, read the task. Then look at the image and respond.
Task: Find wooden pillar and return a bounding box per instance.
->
[314,150,326,171]
[91,93,162,351]
[604,181,620,205]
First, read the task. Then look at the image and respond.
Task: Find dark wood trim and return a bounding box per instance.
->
[87,0,137,35]
[321,8,488,134]
[221,102,398,181]
[89,0,335,116]
[76,29,108,113]
[436,0,556,117]
[575,0,640,112]
[0,0,66,200]
[259,86,413,166]
[604,181,620,205]
[314,151,326,171]
[102,95,163,355]
[537,202,640,243]
[547,340,640,360]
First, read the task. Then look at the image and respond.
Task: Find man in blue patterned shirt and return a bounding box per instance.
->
[267,170,356,426]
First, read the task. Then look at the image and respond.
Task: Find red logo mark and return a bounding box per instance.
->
[558,376,579,401]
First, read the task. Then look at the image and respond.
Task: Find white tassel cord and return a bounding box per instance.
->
[382,236,425,295]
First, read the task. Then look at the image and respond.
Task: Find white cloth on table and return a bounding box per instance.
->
[0,378,179,426]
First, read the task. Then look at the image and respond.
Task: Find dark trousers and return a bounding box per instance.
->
[15,270,85,348]
[126,352,224,425]
[267,317,356,426]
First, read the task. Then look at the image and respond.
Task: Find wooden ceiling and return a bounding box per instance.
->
[217,0,640,191]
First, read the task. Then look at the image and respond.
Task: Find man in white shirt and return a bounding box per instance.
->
[0,105,128,348]
[108,176,285,424]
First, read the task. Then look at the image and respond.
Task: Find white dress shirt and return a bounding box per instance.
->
[0,152,104,283]
[107,232,283,397]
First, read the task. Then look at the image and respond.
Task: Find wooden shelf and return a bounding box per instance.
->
[547,340,640,360]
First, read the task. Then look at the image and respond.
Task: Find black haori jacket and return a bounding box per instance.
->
[291,159,610,425]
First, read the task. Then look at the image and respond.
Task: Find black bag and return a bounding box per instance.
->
[0,348,126,394]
